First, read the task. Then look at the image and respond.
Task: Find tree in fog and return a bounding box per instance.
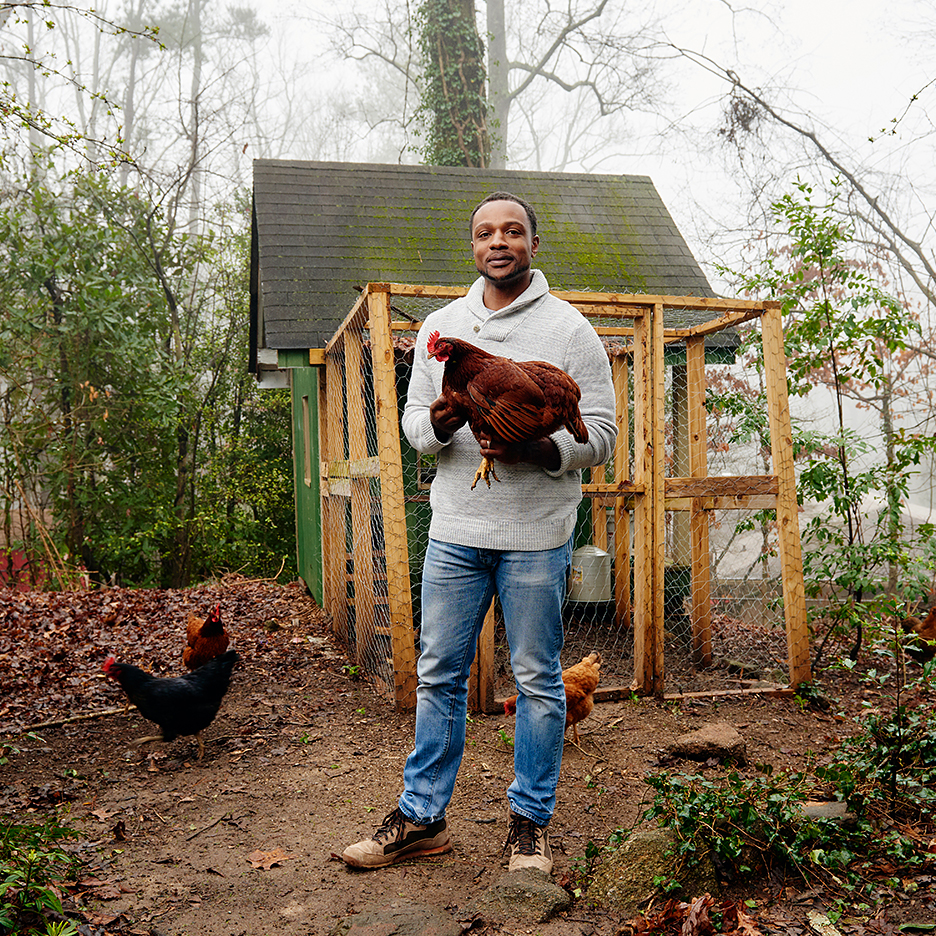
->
[322,0,664,171]
[416,0,490,166]
[0,2,159,159]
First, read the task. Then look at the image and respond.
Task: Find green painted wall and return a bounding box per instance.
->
[290,364,323,603]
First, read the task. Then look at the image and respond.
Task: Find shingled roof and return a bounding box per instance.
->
[250,160,719,364]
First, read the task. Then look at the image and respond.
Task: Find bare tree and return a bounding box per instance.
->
[316,0,666,171]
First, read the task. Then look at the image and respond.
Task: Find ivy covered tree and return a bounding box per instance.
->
[415,0,490,167]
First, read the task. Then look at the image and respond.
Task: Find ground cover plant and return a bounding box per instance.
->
[1,579,933,935]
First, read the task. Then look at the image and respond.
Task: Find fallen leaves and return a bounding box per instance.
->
[247,847,295,870]
[625,895,766,936]
[0,577,326,735]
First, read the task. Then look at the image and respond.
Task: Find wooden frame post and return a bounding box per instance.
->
[761,301,811,686]
[687,335,712,667]
[612,356,631,627]
[346,328,377,668]
[322,350,348,642]
[367,287,418,709]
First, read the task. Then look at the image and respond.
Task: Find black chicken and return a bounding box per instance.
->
[103,649,239,760]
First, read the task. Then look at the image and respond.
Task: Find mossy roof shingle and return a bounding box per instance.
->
[250,160,718,354]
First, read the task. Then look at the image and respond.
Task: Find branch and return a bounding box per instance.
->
[506,0,611,104]
[672,45,936,305]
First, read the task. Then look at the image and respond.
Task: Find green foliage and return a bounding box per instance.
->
[642,653,936,907]
[717,179,936,649]
[0,162,296,587]
[0,815,81,935]
[415,0,491,167]
[568,840,601,898]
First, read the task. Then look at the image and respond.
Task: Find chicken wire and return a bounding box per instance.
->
[319,286,805,712]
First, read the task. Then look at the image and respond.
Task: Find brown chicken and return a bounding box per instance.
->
[503,651,602,744]
[182,603,229,670]
[426,331,588,490]
[902,607,936,664]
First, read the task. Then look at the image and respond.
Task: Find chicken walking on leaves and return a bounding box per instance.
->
[182,602,229,670]
[426,330,588,490]
[103,649,239,761]
[504,651,601,745]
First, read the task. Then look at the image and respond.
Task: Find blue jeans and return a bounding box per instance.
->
[398,536,571,827]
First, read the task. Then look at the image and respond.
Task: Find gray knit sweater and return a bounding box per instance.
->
[401,269,618,551]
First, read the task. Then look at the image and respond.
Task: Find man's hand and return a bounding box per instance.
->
[430,396,468,441]
[478,436,560,471]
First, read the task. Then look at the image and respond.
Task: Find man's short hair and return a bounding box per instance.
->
[469,192,538,237]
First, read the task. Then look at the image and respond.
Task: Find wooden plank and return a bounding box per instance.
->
[687,335,712,668]
[323,350,348,642]
[368,287,419,711]
[761,303,811,687]
[494,684,795,708]
[379,283,772,316]
[664,495,778,511]
[650,304,666,695]
[665,476,779,497]
[590,465,609,551]
[581,480,642,495]
[631,309,654,694]
[350,456,382,477]
[346,328,377,670]
[612,356,631,628]
[664,308,764,338]
[324,289,370,355]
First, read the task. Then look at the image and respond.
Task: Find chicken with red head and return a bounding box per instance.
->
[426,330,587,490]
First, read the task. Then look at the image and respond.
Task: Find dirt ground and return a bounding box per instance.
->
[1,580,932,935]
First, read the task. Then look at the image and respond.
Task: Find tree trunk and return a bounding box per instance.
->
[486,0,508,169]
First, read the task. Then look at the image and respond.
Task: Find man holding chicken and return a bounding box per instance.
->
[341,192,617,873]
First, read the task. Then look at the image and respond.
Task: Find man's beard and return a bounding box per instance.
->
[478,255,531,285]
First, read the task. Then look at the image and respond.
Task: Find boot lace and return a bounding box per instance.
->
[503,814,537,856]
[373,808,407,844]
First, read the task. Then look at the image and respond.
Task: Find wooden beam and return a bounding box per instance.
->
[632,309,654,694]
[325,288,370,355]
[687,335,712,668]
[665,476,779,497]
[650,304,666,696]
[368,287,419,711]
[612,356,631,628]
[322,350,348,642]
[346,328,377,670]
[761,302,811,687]
[469,599,497,714]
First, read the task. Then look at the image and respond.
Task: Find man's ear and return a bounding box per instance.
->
[530,234,540,258]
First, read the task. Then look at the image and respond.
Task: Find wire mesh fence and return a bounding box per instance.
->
[318,284,808,712]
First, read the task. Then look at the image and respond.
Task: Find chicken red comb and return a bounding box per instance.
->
[102,656,117,673]
[427,330,441,353]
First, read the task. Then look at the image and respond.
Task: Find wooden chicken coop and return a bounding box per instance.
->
[318,282,810,713]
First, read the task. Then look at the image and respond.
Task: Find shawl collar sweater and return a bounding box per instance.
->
[402,270,617,551]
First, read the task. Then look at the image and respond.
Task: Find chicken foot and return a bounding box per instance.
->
[471,457,500,490]
[130,733,206,761]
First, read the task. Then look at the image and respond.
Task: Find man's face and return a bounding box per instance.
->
[470,200,539,287]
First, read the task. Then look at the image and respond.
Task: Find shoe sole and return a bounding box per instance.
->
[342,839,453,869]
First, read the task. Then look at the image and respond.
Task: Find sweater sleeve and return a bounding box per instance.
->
[401,322,450,455]
[544,317,618,477]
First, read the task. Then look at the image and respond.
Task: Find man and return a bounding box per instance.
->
[341,192,617,873]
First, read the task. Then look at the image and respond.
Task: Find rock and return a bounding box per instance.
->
[801,800,855,825]
[589,827,719,917]
[329,897,461,936]
[459,868,572,925]
[666,721,746,764]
